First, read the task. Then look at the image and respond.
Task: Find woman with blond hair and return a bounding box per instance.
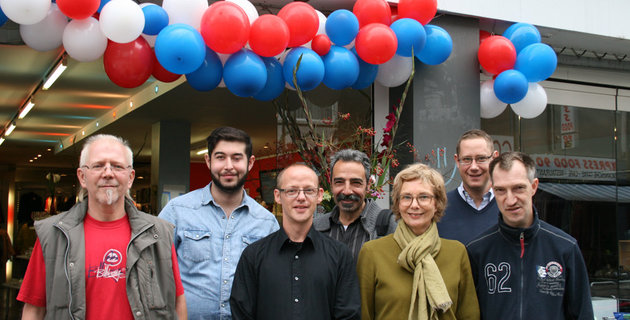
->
[357,163,480,320]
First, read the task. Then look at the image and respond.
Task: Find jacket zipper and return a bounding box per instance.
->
[55,223,76,320]
[519,231,524,320]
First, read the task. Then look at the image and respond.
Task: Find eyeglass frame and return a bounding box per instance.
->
[399,194,435,206]
[457,154,493,166]
[277,188,319,198]
[81,163,132,173]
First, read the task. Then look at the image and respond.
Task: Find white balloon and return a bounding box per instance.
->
[480,79,507,119]
[226,0,258,25]
[0,0,50,25]
[305,10,327,49]
[375,54,412,88]
[63,17,108,62]
[19,3,68,52]
[100,0,144,44]
[162,0,207,30]
[315,10,327,36]
[511,82,548,119]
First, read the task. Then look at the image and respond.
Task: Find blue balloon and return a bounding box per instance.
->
[98,0,111,13]
[503,22,541,53]
[155,24,206,75]
[254,57,285,101]
[224,49,267,98]
[142,4,169,36]
[494,69,528,104]
[325,9,359,46]
[185,50,223,91]
[283,47,325,92]
[351,50,378,89]
[391,18,426,57]
[0,6,7,27]
[322,46,359,90]
[416,24,452,65]
[514,43,557,82]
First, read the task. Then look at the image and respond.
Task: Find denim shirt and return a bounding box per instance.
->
[159,183,279,320]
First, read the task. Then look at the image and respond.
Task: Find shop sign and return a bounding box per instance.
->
[532,153,616,182]
[493,135,514,154]
[560,106,577,149]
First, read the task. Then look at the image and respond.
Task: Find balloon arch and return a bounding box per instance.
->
[0,0,453,100]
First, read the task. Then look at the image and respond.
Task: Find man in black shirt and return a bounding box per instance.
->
[230,163,360,320]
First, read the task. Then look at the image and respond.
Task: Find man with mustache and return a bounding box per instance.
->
[313,149,397,263]
[159,126,279,319]
[18,134,186,319]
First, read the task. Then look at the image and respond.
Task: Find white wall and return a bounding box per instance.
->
[435,0,630,39]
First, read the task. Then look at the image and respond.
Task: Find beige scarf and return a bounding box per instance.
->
[394,221,453,320]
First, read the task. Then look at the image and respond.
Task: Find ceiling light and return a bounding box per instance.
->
[42,57,67,90]
[196,149,208,155]
[29,159,33,163]
[18,100,35,119]
[0,137,4,146]
[37,154,41,157]
[5,123,16,136]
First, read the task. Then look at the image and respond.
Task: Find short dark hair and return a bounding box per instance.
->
[330,149,371,181]
[456,129,494,155]
[206,127,253,158]
[489,151,537,182]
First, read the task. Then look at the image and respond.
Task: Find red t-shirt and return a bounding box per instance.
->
[17,213,184,318]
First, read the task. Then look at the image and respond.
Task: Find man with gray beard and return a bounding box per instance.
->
[313,149,397,263]
[18,134,186,319]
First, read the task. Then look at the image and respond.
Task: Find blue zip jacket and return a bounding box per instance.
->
[466,209,594,320]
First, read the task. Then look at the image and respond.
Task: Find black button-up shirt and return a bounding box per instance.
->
[230,226,361,320]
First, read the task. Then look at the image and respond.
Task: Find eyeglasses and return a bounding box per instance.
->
[400,194,434,206]
[277,188,318,198]
[458,155,493,166]
[82,163,131,173]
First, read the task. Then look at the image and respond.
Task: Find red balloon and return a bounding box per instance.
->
[104,38,154,88]
[201,2,250,54]
[311,34,331,56]
[153,56,182,83]
[478,35,517,75]
[353,0,392,28]
[398,0,437,25]
[479,30,491,44]
[277,2,318,47]
[57,0,99,20]
[355,23,397,65]
[249,14,290,57]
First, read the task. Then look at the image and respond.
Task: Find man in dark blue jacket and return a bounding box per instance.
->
[467,151,594,320]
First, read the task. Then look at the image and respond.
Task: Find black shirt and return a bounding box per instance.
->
[230,226,361,320]
[328,209,370,263]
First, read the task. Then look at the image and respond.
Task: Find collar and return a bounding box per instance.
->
[57,197,149,233]
[457,182,494,209]
[497,207,541,244]
[276,225,319,252]
[202,182,250,208]
[330,199,376,223]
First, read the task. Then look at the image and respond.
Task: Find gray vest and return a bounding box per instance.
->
[34,198,177,320]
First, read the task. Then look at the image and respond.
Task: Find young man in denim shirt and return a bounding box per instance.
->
[160,127,279,319]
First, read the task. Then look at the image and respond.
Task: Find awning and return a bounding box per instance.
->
[538,183,630,203]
